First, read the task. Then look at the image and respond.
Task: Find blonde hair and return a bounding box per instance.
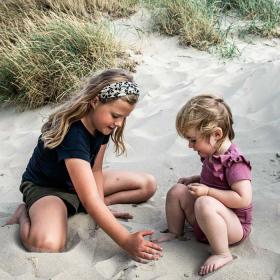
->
[41,69,138,155]
[176,94,234,143]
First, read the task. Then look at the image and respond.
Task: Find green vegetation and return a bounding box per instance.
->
[0,0,138,108]
[0,0,139,109]
[1,0,280,109]
[0,0,140,48]
[146,0,280,56]
[146,0,224,51]
[208,0,280,37]
[0,15,136,108]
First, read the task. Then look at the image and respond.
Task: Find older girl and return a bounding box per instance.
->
[6,69,162,262]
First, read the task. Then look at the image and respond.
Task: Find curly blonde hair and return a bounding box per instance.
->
[41,69,138,155]
[176,94,234,143]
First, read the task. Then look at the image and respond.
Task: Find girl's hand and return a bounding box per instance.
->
[188,183,209,197]
[109,209,133,219]
[177,177,193,185]
[121,230,163,262]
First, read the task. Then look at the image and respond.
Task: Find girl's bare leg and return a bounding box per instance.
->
[157,183,196,242]
[103,170,157,205]
[194,196,243,276]
[5,196,68,252]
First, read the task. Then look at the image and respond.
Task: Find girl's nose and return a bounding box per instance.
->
[114,119,123,127]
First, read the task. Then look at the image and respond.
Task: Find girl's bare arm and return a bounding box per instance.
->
[92,144,106,201]
[65,157,162,260]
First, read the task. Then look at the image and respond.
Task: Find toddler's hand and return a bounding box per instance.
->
[177,177,193,185]
[188,183,209,197]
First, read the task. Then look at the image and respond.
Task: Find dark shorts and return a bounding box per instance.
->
[20,181,86,216]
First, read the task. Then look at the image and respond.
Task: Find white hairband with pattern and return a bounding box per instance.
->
[99,81,139,100]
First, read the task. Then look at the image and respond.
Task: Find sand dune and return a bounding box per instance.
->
[0,9,280,280]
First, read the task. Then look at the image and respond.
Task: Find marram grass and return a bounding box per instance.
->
[207,0,280,37]
[146,0,225,51]
[0,14,135,109]
[146,0,280,54]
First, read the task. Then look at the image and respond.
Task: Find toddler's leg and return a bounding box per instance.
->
[158,183,196,242]
[194,196,243,276]
[103,170,157,205]
[5,196,68,252]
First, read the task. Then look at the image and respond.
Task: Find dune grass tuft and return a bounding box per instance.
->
[0,0,140,20]
[0,14,135,109]
[0,0,140,49]
[207,0,280,37]
[146,0,280,56]
[147,0,224,51]
[0,0,140,109]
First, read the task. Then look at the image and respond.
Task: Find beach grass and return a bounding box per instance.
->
[0,0,140,48]
[146,0,280,56]
[0,0,140,109]
[208,0,280,37]
[145,0,224,51]
[0,14,136,109]
[0,0,140,20]
[1,0,280,108]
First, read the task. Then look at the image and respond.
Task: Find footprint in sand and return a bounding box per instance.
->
[94,254,132,280]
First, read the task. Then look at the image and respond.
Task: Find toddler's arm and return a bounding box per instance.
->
[188,180,252,209]
[208,179,252,208]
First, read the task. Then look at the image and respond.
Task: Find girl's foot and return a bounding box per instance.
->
[199,252,233,276]
[5,203,27,225]
[110,209,133,219]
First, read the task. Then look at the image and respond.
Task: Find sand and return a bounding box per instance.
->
[0,9,280,280]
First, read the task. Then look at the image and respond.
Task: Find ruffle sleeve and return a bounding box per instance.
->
[207,147,252,185]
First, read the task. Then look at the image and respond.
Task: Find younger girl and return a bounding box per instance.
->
[159,94,252,275]
[6,69,162,262]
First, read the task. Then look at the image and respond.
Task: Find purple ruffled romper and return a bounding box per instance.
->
[194,143,252,244]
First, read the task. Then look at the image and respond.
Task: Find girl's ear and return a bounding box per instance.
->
[214,127,223,140]
[90,96,99,109]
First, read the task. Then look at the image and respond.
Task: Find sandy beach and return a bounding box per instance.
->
[1,9,280,280]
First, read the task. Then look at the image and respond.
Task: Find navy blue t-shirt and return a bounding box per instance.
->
[22,120,110,190]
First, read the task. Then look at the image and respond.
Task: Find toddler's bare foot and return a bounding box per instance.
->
[153,232,177,243]
[4,203,27,225]
[199,252,233,276]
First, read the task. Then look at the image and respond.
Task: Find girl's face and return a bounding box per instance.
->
[185,128,220,157]
[89,98,135,135]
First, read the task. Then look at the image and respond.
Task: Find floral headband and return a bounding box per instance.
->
[99,81,139,101]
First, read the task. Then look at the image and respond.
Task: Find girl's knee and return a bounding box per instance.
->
[140,173,157,199]
[167,183,187,199]
[194,196,216,217]
[27,232,66,253]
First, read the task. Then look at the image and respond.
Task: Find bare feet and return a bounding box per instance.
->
[110,209,133,219]
[4,203,27,225]
[199,252,233,276]
[152,232,177,243]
